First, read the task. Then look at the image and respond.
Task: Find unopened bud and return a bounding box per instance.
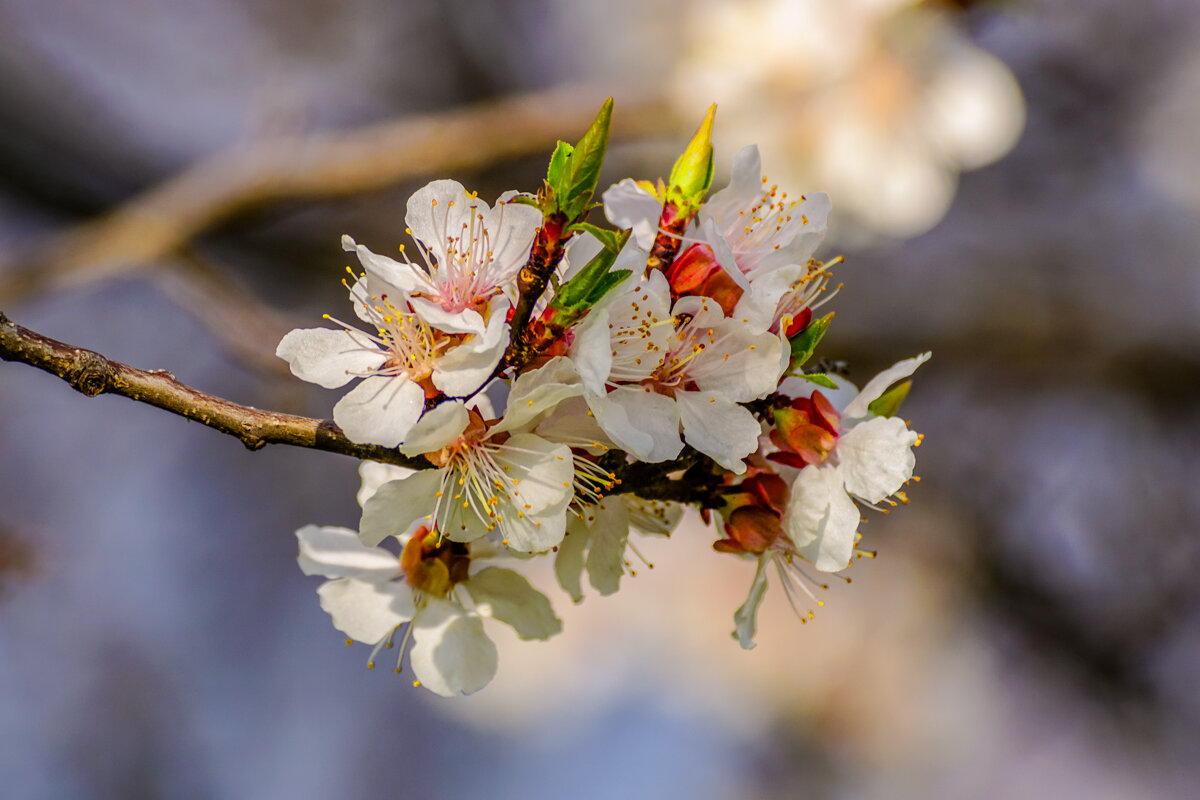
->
[666,104,716,214]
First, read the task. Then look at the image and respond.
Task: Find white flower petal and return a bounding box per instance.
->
[687,321,783,401]
[464,567,562,641]
[409,597,499,697]
[317,578,415,644]
[836,416,919,503]
[676,390,761,474]
[493,502,568,552]
[588,387,683,463]
[603,178,663,249]
[433,493,493,544]
[405,180,475,267]
[570,308,615,396]
[408,295,488,337]
[297,525,400,581]
[357,462,415,508]
[706,145,764,219]
[431,304,510,396]
[701,216,751,290]
[276,327,386,389]
[333,374,426,448]
[559,231,604,283]
[779,192,831,266]
[359,469,446,546]
[533,396,613,454]
[494,356,583,434]
[584,498,631,595]
[841,352,931,421]
[554,518,590,603]
[733,554,771,650]
[784,465,861,572]
[732,263,808,333]
[343,235,429,295]
[496,433,574,515]
[487,201,542,277]
[400,400,469,457]
[493,442,574,551]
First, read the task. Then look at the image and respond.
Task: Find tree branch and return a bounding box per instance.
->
[0,312,726,506]
[0,311,430,469]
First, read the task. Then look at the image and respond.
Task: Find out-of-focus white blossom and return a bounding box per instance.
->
[675,0,1024,238]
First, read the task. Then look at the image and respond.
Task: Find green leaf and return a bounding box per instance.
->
[545,140,574,197]
[567,223,628,254]
[866,380,911,418]
[547,240,630,325]
[541,98,613,222]
[796,373,838,389]
[787,312,833,372]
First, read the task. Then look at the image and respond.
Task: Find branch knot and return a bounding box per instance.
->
[70,351,112,397]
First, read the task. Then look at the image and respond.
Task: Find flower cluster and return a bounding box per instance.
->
[283,102,927,695]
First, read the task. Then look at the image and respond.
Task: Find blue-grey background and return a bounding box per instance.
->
[2,1,1199,797]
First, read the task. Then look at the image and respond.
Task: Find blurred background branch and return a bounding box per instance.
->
[0,85,671,307]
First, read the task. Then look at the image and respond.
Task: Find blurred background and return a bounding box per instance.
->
[2,0,1199,797]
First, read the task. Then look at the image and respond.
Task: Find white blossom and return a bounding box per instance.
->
[571,270,783,473]
[277,175,539,447]
[343,179,541,336]
[359,401,575,553]
[782,353,930,571]
[297,524,560,697]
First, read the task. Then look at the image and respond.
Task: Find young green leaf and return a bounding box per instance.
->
[550,242,627,316]
[787,312,833,373]
[542,98,614,221]
[567,222,628,254]
[795,373,838,390]
[545,141,575,201]
[866,380,912,418]
[665,104,716,214]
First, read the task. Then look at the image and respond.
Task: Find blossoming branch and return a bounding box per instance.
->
[0,100,928,697]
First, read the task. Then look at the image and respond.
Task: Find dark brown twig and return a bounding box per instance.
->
[0,311,429,469]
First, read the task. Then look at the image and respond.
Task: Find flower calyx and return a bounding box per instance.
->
[400,524,471,598]
[769,390,841,469]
